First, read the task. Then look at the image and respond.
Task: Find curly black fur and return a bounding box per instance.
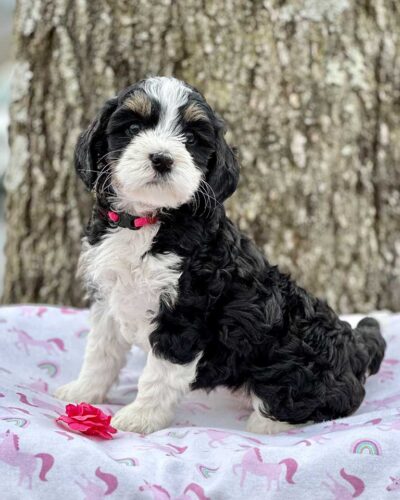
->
[78,79,386,425]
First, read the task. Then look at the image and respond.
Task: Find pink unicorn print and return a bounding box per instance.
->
[232,448,298,490]
[387,476,400,492]
[378,370,394,383]
[76,467,118,500]
[139,483,170,500]
[197,464,220,479]
[283,427,305,435]
[134,442,187,457]
[321,468,364,499]
[296,434,330,446]
[195,429,263,448]
[139,481,210,500]
[16,392,64,415]
[20,306,48,317]
[379,418,400,431]
[60,307,80,315]
[37,306,48,317]
[0,430,54,488]
[377,359,397,383]
[365,392,400,410]
[296,418,381,446]
[11,328,66,355]
[0,405,31,415]
[55,430,74,440]
[323,418,381,433]
[18,378,49,393]
[382,359,400,370]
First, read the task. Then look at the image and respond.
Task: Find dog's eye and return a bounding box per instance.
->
[126,124,142,137]
[185,132,196,145]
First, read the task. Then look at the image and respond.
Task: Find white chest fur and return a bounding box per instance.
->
[79,226,182,350]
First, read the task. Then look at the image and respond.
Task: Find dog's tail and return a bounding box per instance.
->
[355,317,386,375]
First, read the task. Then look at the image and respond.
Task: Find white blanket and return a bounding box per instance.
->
[0,305,399,499]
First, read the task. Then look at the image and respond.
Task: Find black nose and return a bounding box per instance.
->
[149,152,173,175]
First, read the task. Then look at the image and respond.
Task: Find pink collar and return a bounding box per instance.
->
[131,215,159,228]
[99,206,159,230]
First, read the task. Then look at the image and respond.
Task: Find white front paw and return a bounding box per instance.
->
[54,380,106,404]
[111,405,170,434]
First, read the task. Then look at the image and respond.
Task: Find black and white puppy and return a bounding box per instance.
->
[55,77,386,434]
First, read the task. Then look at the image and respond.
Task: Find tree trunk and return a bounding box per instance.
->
[4,0,400,312]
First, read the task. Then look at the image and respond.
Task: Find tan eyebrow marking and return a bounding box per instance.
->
[124,93,152,117]
[183,102,209,122]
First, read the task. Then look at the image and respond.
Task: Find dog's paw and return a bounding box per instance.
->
[246,412,296,435]
[54,380,106,404]
[111,405,169,434]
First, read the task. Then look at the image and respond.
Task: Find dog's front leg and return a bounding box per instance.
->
[111,351,199,434]
[54,302,131,404]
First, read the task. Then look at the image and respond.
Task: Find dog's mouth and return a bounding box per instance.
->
[111,172,188,212]
[111,167,168,190]
[146,173,172,186]
[111,137,202,210]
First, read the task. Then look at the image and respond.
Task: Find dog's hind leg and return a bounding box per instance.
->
[246,395,301,435]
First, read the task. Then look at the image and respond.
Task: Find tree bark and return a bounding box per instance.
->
[3,0,400,312]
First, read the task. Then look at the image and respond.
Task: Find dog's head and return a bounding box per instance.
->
[75,77,239,212]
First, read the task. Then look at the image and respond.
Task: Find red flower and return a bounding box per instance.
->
[56,403,117,439]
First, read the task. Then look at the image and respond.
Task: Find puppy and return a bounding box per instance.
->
[55,77,386,434]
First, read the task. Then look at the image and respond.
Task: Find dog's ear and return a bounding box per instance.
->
[74,97,118,190]
[206,117,240,202]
